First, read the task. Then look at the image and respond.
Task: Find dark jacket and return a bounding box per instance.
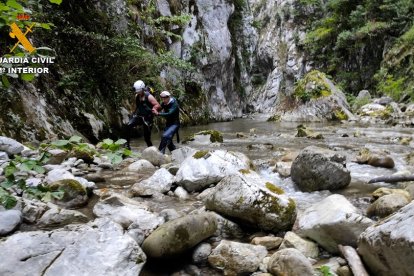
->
[135,90,154,121]
[159,97,180,126]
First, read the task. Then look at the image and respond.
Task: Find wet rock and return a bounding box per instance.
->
[371,187,411,201]
[273,161,292,177]
[236,132,248,138]
[142,146,168,166]
[46,149,68,165]
[0,218,146,275]
[0,136,24,156]
[367,194,410,218]
[47,179,89,209]
[127,159,155,172]
[211,212,245,240]
[171,146,197,165]
[192,243,212,264]
[208,240,267,275]
[267,248,316,276]
[295,194,373,253]
[352,90,371,111]
[21,198,48,223]
[84,173,105,183]
[142,212,217,258]
[356,148,395,168]
[314,257,344,275]
[93,194,162,231]
[296,125,323,139]
[37,204,88,228]
[0,210,22,236]
[291,146,351,192]
[175,150,251,192]
[251,236,283,250]
[374,96,393,105]
[279,231,319,258]
[358,201,414,276]
[367,155,395,168]
[183,130,224,145]
[131,168,174,194]
[45,168,75,184]
[204,172,297,232]
[25,177,42,187]
[337,266,352,276]
[0,151,9,161]
[174,186,189,200]
[159,209,181,222]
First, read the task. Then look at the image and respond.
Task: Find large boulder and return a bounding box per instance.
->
[142,212,217,258]
[268,70,355,122]
[294,194,373,253]
[358,201,414,276]
[175,150,252,192]
[204,171,297,232]
[0,218,146,276]
[0,136,24,156]
[291,146,351,192]
[208,240,267,275]
[171,146,197,164]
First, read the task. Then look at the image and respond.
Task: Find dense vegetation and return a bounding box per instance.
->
[0,0,200,141]
[296,0,414,102]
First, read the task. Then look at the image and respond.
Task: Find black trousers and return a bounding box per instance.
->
[125,115,153,147]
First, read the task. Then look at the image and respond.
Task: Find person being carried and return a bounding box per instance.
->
[156,91,180,154]
[125,80,160,150]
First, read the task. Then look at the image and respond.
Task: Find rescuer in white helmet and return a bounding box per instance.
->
[124,80,160,149]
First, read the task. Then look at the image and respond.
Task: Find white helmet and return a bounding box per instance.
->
[133,80,145,92]
[160,91,171,98]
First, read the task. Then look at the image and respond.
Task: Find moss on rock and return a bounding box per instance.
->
[265,182,285,195]
[183,130,224,144]
[193,150,209,159]
[294,70,332,102]
[333,109,349,120]
[239,169,251,175]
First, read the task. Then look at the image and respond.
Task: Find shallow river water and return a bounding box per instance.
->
[133,115,413,213]
[129,115,413,275]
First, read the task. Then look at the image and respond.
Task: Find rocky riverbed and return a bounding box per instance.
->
[1,112,414,276]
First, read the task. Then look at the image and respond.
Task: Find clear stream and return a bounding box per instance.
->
[119,115,413,275]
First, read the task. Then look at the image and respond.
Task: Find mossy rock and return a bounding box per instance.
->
[193,150,209,159]
[48,179,88,208]
[332,109,349,121]
[142,212,217,258]
[70,147,96,164]
[239,169,251,175]
[183,130,224,144]
[267,115,281,122]
[296,125,323,139]
[294,70,332,102]
[265,182,285,195]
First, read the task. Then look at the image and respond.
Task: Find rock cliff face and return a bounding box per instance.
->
[181,0,239,121]
[246,0,307,114]
[0,0,319,141]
